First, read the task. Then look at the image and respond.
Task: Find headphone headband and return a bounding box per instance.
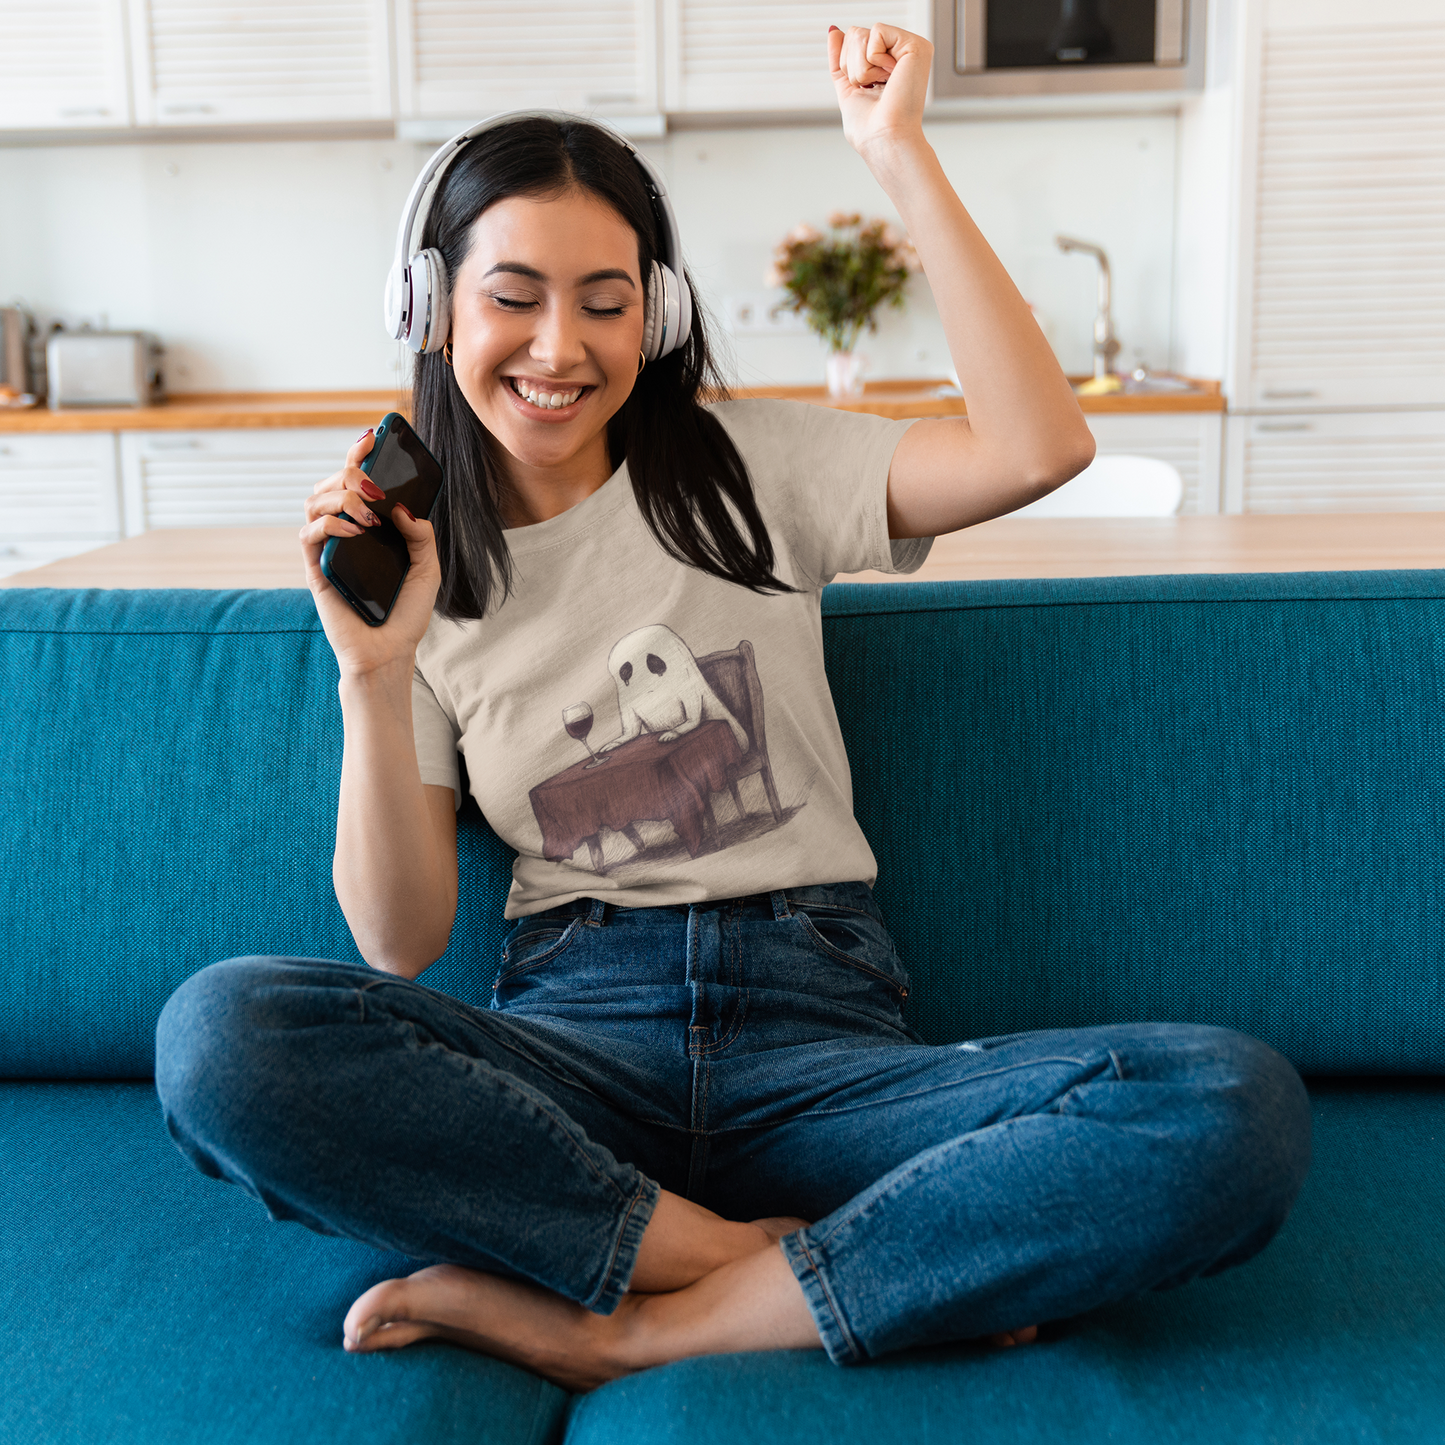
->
[384,110,691,360]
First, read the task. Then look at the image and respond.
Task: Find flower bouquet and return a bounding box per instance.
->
[768,212,917,396]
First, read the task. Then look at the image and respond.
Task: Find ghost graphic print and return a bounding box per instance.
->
[527,626,792,875]
[601,625,748,752]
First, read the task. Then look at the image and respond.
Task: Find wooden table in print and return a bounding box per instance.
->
[530,721,743,870]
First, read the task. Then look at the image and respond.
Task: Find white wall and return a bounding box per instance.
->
[0,111,1181,393]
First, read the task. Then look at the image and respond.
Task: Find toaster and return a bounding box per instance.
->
[46,330,163,408]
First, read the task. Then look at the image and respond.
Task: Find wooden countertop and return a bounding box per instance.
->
[0,376,1223,434]
[731,377,1225,419]
[0,390,409,433]
[6,513,1438,592]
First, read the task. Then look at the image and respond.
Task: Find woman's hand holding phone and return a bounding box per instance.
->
[300,428,442,679]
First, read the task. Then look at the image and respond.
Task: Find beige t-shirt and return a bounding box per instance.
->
[412,398,929,919]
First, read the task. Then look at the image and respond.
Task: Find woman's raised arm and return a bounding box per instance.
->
[828,23,1096,539]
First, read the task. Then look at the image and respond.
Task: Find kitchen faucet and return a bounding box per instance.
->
[1056,235,1121,378]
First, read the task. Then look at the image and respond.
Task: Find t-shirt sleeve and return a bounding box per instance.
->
[712,398,934,590]
[413,667,462,810]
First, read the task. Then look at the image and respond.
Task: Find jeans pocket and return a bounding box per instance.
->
[789,903,912,1001]
[495,916,583,989]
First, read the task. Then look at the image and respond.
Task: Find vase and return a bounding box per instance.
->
[825,350,866,399]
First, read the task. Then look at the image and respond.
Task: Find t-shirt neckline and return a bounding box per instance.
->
[502,460,631,556]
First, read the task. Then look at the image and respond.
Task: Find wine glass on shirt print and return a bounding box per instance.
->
[562,703,611,768]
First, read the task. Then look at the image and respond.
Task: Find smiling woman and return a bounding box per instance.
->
[154,23,1309,1401]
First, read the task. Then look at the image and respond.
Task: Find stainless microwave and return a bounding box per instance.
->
[932,0,1206,97]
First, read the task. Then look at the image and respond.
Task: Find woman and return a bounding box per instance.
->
[156,25,1311,1391]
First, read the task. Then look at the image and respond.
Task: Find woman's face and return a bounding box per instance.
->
[447,188,647,488]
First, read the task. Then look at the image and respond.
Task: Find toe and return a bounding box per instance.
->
[343,1276,413,1347]
[346,1319,437,1353]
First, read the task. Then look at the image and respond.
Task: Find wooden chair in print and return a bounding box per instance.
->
[695,639,785,828]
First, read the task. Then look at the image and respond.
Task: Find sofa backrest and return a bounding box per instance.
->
[3,573,1442,1079]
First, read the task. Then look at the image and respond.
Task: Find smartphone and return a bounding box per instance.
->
[319,412,444,627]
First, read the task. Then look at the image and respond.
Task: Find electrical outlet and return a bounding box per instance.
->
[724,292,810,336]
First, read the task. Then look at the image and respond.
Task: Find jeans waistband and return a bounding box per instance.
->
[532,881,878,930]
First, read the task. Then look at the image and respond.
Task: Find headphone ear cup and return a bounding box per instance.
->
[643,260,684,362]
[406,247,451,354]
[641,260,663,363]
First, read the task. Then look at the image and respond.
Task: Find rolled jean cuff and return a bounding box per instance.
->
[586,1173,661,1315]
[780,1229,865,1365]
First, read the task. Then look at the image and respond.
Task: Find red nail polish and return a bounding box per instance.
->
[829,24,841,31]
[356,427,373,442]
[394,504,415,523]
[359,477,385,500]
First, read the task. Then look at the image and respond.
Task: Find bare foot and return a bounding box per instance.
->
[343,1263,632,1392]
[343,1243,821,1391]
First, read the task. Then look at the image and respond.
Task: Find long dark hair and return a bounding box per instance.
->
[412,115,795,620]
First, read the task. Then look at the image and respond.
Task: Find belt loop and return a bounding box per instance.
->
[770,890,792,921]
[585,897,608,927]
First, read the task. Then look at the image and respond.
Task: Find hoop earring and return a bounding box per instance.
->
[637,350,646,374]
[443,340,454,367]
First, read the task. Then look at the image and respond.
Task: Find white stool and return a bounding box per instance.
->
[1013,454,1184,518]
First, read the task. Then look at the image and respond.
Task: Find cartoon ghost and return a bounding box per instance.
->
[600,624,749,752]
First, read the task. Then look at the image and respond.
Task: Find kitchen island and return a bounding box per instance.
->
[5,512,1440,590]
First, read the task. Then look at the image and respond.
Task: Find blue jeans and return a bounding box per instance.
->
[155,883,1311,1365]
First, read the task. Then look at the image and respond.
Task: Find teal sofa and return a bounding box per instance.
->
[4,574,1444,1445]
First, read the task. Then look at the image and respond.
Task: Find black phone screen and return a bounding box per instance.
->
[321,414,443,624]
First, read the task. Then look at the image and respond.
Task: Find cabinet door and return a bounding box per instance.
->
[129,0,391,126]
[0,0,131,130]
[397,0,659,120]
[663,0,928,114]
[0,433,122,578]
[1243,14,1445,410]
[1085,413,1223,516]
[119,429,357,533]
[1225,410,1445,513]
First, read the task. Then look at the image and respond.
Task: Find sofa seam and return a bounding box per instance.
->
[822,591,1445,620]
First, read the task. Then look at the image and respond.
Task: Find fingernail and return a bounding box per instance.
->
[356,427,373,442]
[359,478,385,500]
[394,504,415,523]
[364,510,380,526]
[357,1316,381,1342]
[829,24,841,31]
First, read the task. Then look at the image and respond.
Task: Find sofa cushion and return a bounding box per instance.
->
[825,572,1445,1072]
[5,573,1445,1076]
[1,1080,569,1445]
[4,1079,1441,1445]
[0,589,513,1078]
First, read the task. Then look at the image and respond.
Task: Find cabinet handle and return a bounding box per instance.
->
[147,439,203,450]
[1256,421,1314,433]
[1262,388,1318,400]
[60,107,111,117]
[163,104,216,115]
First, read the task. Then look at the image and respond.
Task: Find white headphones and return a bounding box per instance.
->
[384,110,693,364]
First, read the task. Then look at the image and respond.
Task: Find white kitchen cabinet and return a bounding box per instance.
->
[1224,410,1445,513]
[396,0,659,123]
[128,0,392,126]
[118,428,356,533]
[1231,6,1445,411]
[1085,412,1223,515]
[0,433,122,578]
[0,0,131,130]
[662,0,928,114]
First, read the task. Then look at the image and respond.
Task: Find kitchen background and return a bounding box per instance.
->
[1,0,1441,576]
